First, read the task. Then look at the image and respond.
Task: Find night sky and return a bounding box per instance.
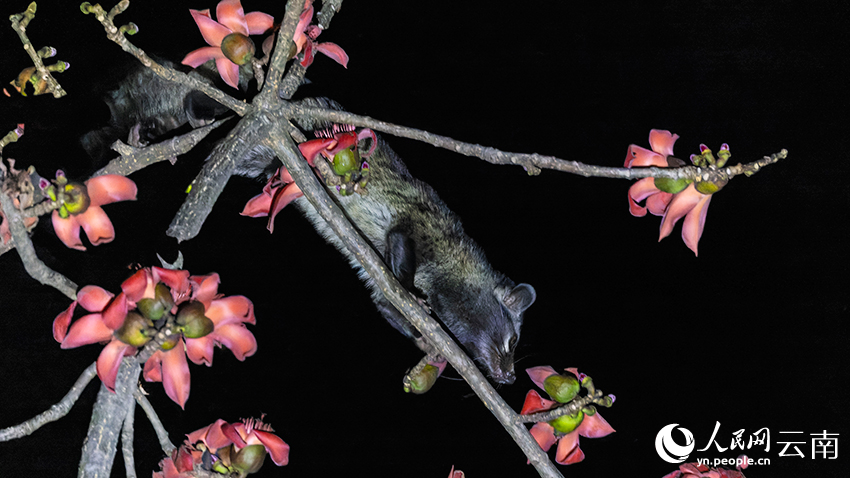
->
[0,1,847,477]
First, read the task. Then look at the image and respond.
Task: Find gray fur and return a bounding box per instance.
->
[285,98,536,384]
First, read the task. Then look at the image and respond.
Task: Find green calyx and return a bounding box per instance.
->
[694,176,728,195]
[653,177,692,194]
[136,283,176,322]
[221,33,255,66]
[544,373,581,403]
[232,444,267,475]
[61,181,90,216]
[332,148,360,176]
[549,410,585,434]
[405,364,440,394]
[114,311,155,347]
[176,301,214,339]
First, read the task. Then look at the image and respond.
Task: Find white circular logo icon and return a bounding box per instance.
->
[655,424,695,464]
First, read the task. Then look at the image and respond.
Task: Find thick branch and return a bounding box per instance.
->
[256,0,305,105]
[266,118,563,478]
[92,119,230,177]
[0,362,97,441]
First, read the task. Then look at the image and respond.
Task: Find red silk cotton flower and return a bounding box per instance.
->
[521,366,615,465]
[290,1,348,68]
[625,130,714,256]
[51,174,137,251]
[53,267,256,409]
[182,0,274,88]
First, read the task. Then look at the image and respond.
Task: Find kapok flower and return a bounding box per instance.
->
[187,417,290,473]
[142,271,256,408]
[240,166,303,233]
[521,366,615,465]
[625,130,724,256]
[289,2,348,68]
[49,172,137,251]
[182,0,274,89]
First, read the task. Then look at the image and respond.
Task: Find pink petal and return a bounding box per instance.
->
[681,194,712,256]
[647,190,673,216]
[327,132,357,156]
[245,11,274,35]
[85,175,137,207]
[184,335,215,366]
[526,365,558,391]
[298,138,335,166]
[520,389,558,414]
[182,46,226,69]
[77,285,114,312]
[293,6,314,54]
[300,39,315,67]
[555,431,585,465]
[216,0,248,36]
[266,183,303,233]
[62,313,113,348]
[215,57,241,89]
[77,206,116,246]
[53,301,77,343]
[315,42,349,68]
[122,268,154,303]
[252,430,290,466]
[627,178,660,217]
[162,339,191,409]
[659,184,704,242]
[648,129,679,157]
[191,273,221,307]
[144,350,163,382]
[188,419,232,451]
[153,267,192,302]
[529,422,557,453]
[190,9,231,46]
[577,412,615,438]
[211,323,257,360]
[222,422,249,448]
[52,211,84,250]
[241,191,273,218]
[101,292,129,330]
[625,145,667,168]
[97,339,135,392]
[207,295,255,326]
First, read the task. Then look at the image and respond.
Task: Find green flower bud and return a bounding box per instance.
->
[405,364,440,394]
[694,178,727,195]
[543,373,580,403]
[549,410,584,434]
[232,444,267,474]
[176,301,214,339]
[62,181,90,215]
[653,177,691,194]
[581,405,597,416]
[114,311,154,347]
[160,333,180,351]
[332,148,360,176]
[221,33,256,66]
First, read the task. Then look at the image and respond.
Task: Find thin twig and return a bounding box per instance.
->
[9,3,67,98]
[121,402,137,478]
[282,104,787,181]
[0,362,97,441]
[134,387,175,454]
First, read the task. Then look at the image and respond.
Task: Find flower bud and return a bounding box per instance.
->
[694,177,727,195]
[549,410,584,434]
[543,373,580,403]
[160,333,181,350]
[232,444,267,474]
[221,33,256,66]
[114,311,154,347]
[176,301,214,339]
[581,405,597,416]
[653,177,691,194]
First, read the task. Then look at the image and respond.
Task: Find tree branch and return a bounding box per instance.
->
[0,362,97,441]
[134,388,175,455]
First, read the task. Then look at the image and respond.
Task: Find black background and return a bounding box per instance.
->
[0,1,847,477]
